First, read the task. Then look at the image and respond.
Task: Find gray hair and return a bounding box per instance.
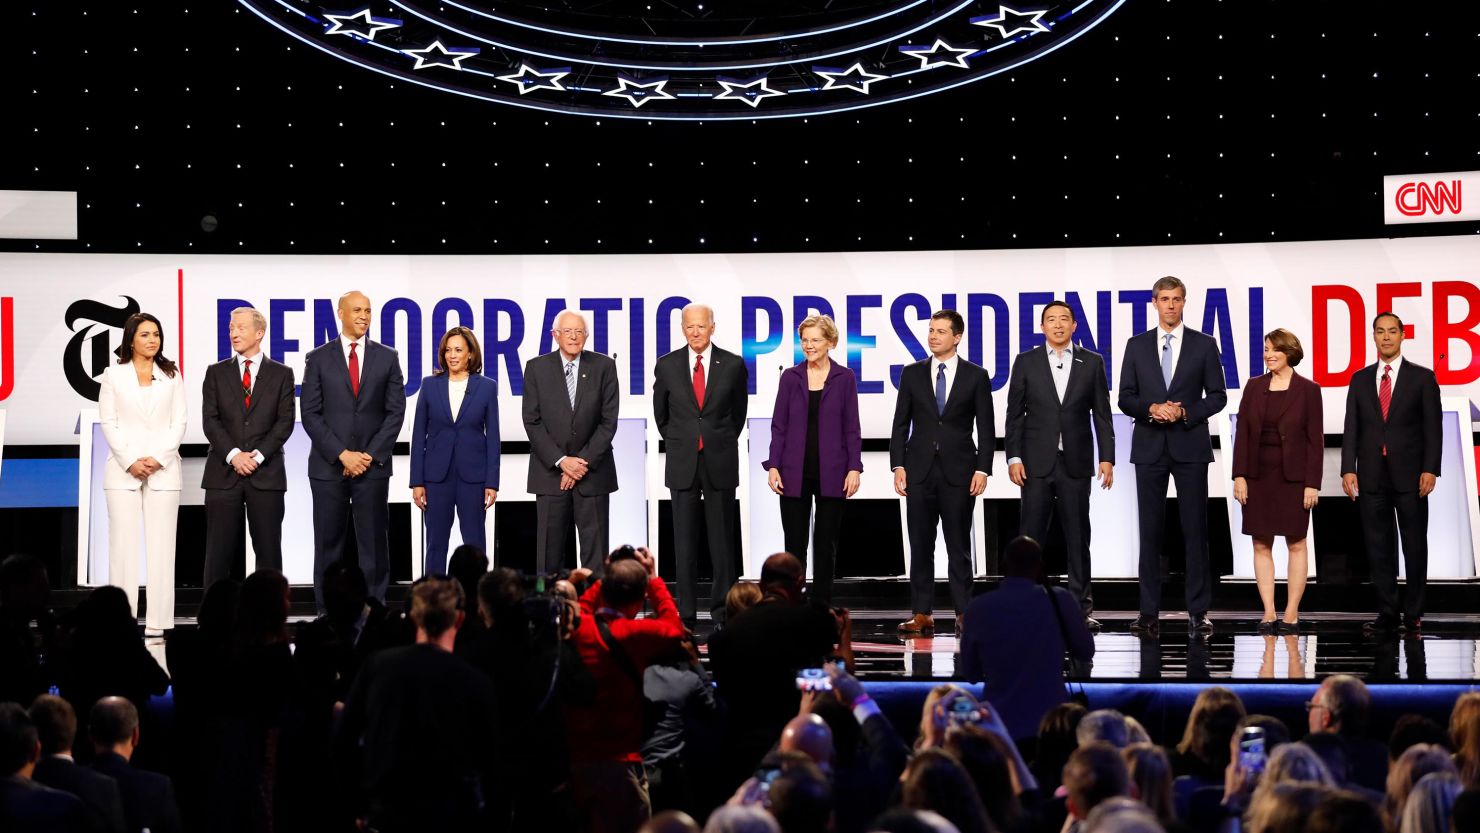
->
[702,805,780,833]
[231,306,267,333]
[1077,710,1130,749]
[1084,797,1165,833]
[1399,772,1462,833]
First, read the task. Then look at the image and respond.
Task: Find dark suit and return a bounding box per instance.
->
[1005,345,1114,614]
[1341,358,1443,622]
[1117,326,1228,619]
[301,336,407,607]
[33,755,126,833]
[0,775,90,833]
[523,350,621,574]
[409,373,500,574]
[200,353,296,587]
[889,356,995,616]
[90,752,183,833]
[653,345,748,622]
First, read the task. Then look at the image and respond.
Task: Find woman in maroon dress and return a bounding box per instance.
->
[1232,329,1323,634]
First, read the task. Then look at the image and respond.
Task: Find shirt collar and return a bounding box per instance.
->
[933,353,959,372]
[562,352,581,369]
[1381,355,1403,374]
[236,349,262,365]
[1158,322,1186,341]
[689,344,713,366]
[340,333,365,352]
[1047,343,1074,358]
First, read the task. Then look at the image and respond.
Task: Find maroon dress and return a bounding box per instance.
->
[1242,389,1309,539]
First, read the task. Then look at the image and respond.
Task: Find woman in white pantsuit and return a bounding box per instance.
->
[98,312,187,634]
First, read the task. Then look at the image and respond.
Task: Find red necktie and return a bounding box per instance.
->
[693,355,706,451]
[1379,364,1392,456]
[349,342,361,398]
[242,359,252,410]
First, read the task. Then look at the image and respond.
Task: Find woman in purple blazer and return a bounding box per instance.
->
[763,314,863,604]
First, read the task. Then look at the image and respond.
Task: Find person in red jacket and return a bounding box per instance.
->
[566,546,684,833]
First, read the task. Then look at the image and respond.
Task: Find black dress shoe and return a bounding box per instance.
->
[1278,620,1301,635]
[1257,619,1277,636]
[1363,615,1399,633]
[1190,615,1214,634]
[1129,616,1159,635]
[1402,616,1422,634]
[1084,617,1103,632]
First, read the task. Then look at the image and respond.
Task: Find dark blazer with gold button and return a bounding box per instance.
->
[200,354,296,490]
[522,349,620,496]
[1231,370,1323,488]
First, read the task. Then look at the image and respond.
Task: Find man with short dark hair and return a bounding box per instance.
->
[1307,674,1388,792]
[767,757,833,833]
[1062,742,1131,831]
[29,695,125,833]
[890,309,995,635]
[335,575,499,833]
[0,702,88,833]
[89,696,183,833]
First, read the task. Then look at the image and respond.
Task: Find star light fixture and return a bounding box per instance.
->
[322,8,403,40]
[713,76,787,108]
[602,75,676,107]
[497,63,571,95]
[403,40,481,70]
[898,38,976,70]
[970,5,1051,39]
[813,63,889,94]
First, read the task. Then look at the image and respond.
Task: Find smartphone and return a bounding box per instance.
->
[947,697,980,725]
[1239,726,1267,774]
[795,667,832,691]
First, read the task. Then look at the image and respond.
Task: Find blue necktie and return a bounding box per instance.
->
[935,363,947,415]
[1161,333,1175,388]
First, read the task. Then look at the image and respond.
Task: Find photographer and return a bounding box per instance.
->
[565,546,684,833]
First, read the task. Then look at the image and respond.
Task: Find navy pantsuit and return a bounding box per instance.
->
[410,373,501,574]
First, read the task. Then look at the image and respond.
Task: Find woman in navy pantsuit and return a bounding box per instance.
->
[763,314,863,604]
[410,327,500,574]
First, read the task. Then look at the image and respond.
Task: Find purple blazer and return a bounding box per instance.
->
[762,360,863,498]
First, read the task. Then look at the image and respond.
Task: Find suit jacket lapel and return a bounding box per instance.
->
[942,359,971,415]
[327,339,356,400]
[240,358,260,417]
[568,353,585,414]
[1167,330,1195,393]
[1061,348,1088,407]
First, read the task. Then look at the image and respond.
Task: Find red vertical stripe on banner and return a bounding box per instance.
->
[177,268,185,376]
[0,297,14,401]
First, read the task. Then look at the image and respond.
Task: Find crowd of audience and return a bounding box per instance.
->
[3,548,1480,833]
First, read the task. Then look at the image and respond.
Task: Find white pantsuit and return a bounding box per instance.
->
[98,362,187,630]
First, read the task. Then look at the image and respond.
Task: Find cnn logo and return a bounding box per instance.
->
[1395,180,1462,216]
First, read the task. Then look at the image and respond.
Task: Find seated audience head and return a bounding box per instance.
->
[476,567,524,630]
[1391,715,1451,762]
[1398,772,1461,833]
[1035,702,1088,788]
[234,568,290,651]
[0,553,50,619]
[945,723,1023,832]
[1077,709,1131,749]
[1082,797,1165,833]
[867,809,963,833]
[197,577,240,637]
[27,694,76,757]
[321,559,369,624]
[918,685,977,750]
[1177,686,1246,771]
[1451,788,1480,833]
[768,756,833,833]
[1449,692,1480,788]
[447,544,488,609]
[809,697,863,767]
[1063,742,1130,822]
[1263,743,1335,787]
[1299,731,1351,785]
[0,702,41,777]
[1239,714,1292,750]
[79,584,136,634]
[642,809,701,833]
[408,574,465,643]
[1123,716,1151,745]
[1246,783,1333,833]
[1305,789,1383,833]
[1120,743,1174,825]
[759,553,806,602]
[88,696,140,759]
[726,581,765,622]
[1309,675,1370,737]
[779,714,835,770]
[1002,536,1044,581]
[703,805,781,833]
[1385,743,1459,830]
[599,557,651,612]
[901,748,994,833]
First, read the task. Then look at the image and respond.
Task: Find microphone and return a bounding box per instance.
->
[1056,362,1064,370]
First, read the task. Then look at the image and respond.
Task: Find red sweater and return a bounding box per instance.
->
[565,576,684,764]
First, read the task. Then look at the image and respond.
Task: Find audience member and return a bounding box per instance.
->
[0,555,55,708]
[334,574,499,833]
[768,757,834,833]
[1079,710,1132,750]
[1239,715,1291,750]
[164,577,237,832]
[1173,687,1246,781]
[1243,782,1332,833]
[869,808,964,833]
[1083,797,1166,833]
[946,723,1029,833]
[89,696,183,833]
[52,586,170,741]
[0,701,88,833]
[1063,743,1131,832]
[1449,692,1480,789]
[1307,674,1388,792]
[704,804,782,833]
[295,560,403,709]
[1031,702,1087,792]
[566,547,684,833]
[1121,743,1177,833]
[1304,790,1383,833]
[1391,715,1452,761]
[448,544,489,655]
[644,628,720,819]
[958,536,1095,742]
[1124,717,1151,746]
[725,581,764,624]
[1384,744,1459,831]
[1450,788,1480,833]
[900,748,994,833]
[28,694,125,833]
[814,665,912,833]
[642,808,702,833]
[1399,772,1461,833]
[917,685,976,750]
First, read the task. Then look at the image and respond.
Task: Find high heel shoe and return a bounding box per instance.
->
[1257,619,1277,635]
[1278,620,1301,635]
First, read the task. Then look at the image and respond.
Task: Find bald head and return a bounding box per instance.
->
[337,290,372,339]
[640,810,700,833]
[760,552,805,598]
[780,714,834,768]
[89,696,141,759]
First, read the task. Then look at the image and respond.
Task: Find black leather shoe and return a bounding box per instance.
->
[1363,615,1399,634]
[1084,617,1103,632]
[1129,616,1159,635]
[1257,619,1277,635]
[1402,616,1422,635]
[1278,620,1301,635]
[1190,615,1214,634]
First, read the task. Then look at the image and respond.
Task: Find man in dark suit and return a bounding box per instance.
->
[201,306,297,587]
[88,697,183,833]
[1118,276,1228,635]
[29,695,125,833]
[889,309,994,635]
[1341,312,1443,633]
[1006,300,1115,629]
[301,291,407,608]
[653,303,748,625]
[0,703,89,833]
[523,310,621,574]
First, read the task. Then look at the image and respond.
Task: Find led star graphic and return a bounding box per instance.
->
[898,39,975,70]
[322,8,402,41]
[813,63,889,94]
[496,63,570,95]
[970,5,1051,38]
[713,76,787,108]
[403,40,481,71]
[602,76,676,108]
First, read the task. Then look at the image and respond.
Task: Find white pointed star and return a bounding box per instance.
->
[970,5,1051,38]
[602,76,676,108]
[323,8,402,41]
[713,76,786,108]
[497,63,570,95]
[898,38,976,70]
[403,40,480,71]
[813,63,889,94]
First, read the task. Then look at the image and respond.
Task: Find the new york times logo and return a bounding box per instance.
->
[64,296,140,400]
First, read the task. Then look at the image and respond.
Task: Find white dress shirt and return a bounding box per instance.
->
[227,349,267,465]
[341,333,367,364]
[896,352,987,478]
[688,344,714,381]
[1007,345,1073,466]
[554,354,581,468]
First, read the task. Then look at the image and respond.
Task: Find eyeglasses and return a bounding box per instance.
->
[1304,701,1327,712]
[555,328,588,337]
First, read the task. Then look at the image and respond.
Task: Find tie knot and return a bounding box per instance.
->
[695,356,703,369]
[1164,333,1174,345]
[938,363,946,374]
[350,342,358,354]
[1383,364,1392,376]
[244,359,251,368]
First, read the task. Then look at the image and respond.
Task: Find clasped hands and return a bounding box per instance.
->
[1148,401,1185,423]
[230,450,260,477]
[126,457,163,480]
[559,456,590,491]
[338,449,374,478]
